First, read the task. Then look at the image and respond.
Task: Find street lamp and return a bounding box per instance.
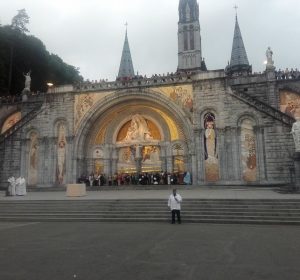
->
[47,82,54,93]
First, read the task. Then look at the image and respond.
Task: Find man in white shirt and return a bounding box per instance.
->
[168,189,182,224]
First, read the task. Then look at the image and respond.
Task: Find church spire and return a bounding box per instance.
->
[226,9,252,75]
[177,0,206,72]
[117,25,135,80]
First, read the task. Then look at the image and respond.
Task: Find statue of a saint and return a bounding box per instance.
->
[266,47,274,68]
[23,71,31,90]
[292,117,300,152]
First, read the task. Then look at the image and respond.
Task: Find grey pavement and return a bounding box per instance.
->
[1,187,300,201]
[0,222,299,280]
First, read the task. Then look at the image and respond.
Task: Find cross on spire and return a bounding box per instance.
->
[234,5,238,19]
[125,22,128,32]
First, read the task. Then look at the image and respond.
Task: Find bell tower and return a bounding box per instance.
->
[177,0,206,72]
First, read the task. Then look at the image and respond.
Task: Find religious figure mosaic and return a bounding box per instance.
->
[241,119,257,182]
[56,123,67,184]
[74,92,111,133]
[280,91,300,118]
[117,114,161,143]
[204,113,219,181]
[1,112,21,134]
[141,146,161,172]
[155,85,193,113]
[28,131,39,186]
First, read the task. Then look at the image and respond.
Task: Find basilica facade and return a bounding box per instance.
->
[0,0,299,187]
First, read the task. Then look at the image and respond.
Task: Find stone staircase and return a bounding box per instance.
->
[229,88,294,126]
[0,199,300,225]
[0,103,43,144]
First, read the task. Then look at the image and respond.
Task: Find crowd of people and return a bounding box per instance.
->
[275,68,300,80]
[77,171,192,187]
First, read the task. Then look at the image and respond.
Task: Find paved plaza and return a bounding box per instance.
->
[0,222,299,280]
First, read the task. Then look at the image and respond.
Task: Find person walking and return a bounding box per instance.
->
[168,189,182,224]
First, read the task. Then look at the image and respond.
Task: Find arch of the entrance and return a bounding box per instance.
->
[73,90,195,182]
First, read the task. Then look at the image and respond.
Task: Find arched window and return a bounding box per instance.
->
[204,113,219,181]
[240,119,257,182]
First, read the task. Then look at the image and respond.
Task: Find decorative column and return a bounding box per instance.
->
[165,142,173,173]
[218,128,226,182]
[135,145,143,174]
[111,147,118,175]
[232,127,242,181]
[194,128,204,184]
[255,126,267,182]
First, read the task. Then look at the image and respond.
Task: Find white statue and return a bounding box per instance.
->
[23,71,31,90]
[7,176,16,196]
[266,47,274,68]
[122,114,153,142]
[292,117,300,152]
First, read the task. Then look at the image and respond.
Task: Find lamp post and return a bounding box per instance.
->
[47,82,54,93]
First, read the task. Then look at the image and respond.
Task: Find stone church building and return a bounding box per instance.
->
[1,0,300,187]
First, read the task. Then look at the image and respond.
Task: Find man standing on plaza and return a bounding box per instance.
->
[168,189,182,224]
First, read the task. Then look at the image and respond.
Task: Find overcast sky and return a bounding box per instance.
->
[1,0,300,81]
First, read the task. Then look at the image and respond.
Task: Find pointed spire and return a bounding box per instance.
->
[226,8,252,75]
[117,25,135,80]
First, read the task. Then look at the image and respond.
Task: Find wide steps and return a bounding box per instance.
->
[1,199,300,225]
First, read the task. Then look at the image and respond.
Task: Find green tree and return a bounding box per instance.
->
[11,9,30,33]
[0,24,83,96]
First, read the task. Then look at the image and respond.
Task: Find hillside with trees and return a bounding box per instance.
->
[0,9,83,96]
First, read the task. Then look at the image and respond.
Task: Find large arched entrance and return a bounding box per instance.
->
[73,90,194,183]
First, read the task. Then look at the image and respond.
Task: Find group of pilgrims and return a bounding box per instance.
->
[78,171,192,187]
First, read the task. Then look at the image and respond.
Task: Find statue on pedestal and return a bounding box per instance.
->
[266,47,275,70]
[292,117,300,152]
[23,71,31,91]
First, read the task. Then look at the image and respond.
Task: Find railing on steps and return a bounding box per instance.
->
[229,89,295,126]
[0,103,43,143]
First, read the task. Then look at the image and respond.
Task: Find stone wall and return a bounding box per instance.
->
[0,71,299,187]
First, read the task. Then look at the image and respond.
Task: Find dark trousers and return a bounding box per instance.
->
[171,210,181,224]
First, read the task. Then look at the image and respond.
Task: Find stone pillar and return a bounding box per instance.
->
[218,128,226,181]
[135,145,143,174]
[194,129,204,184]
[265,70,278,109]
[166,156,173,173]
[230,127,241,181]
[20,138,29,183]
[160,143,167,172]
[111,148,118,175]
[103,159,111,175]
[255,126,267,182]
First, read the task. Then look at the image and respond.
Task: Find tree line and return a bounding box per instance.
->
[0,9,83,96]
